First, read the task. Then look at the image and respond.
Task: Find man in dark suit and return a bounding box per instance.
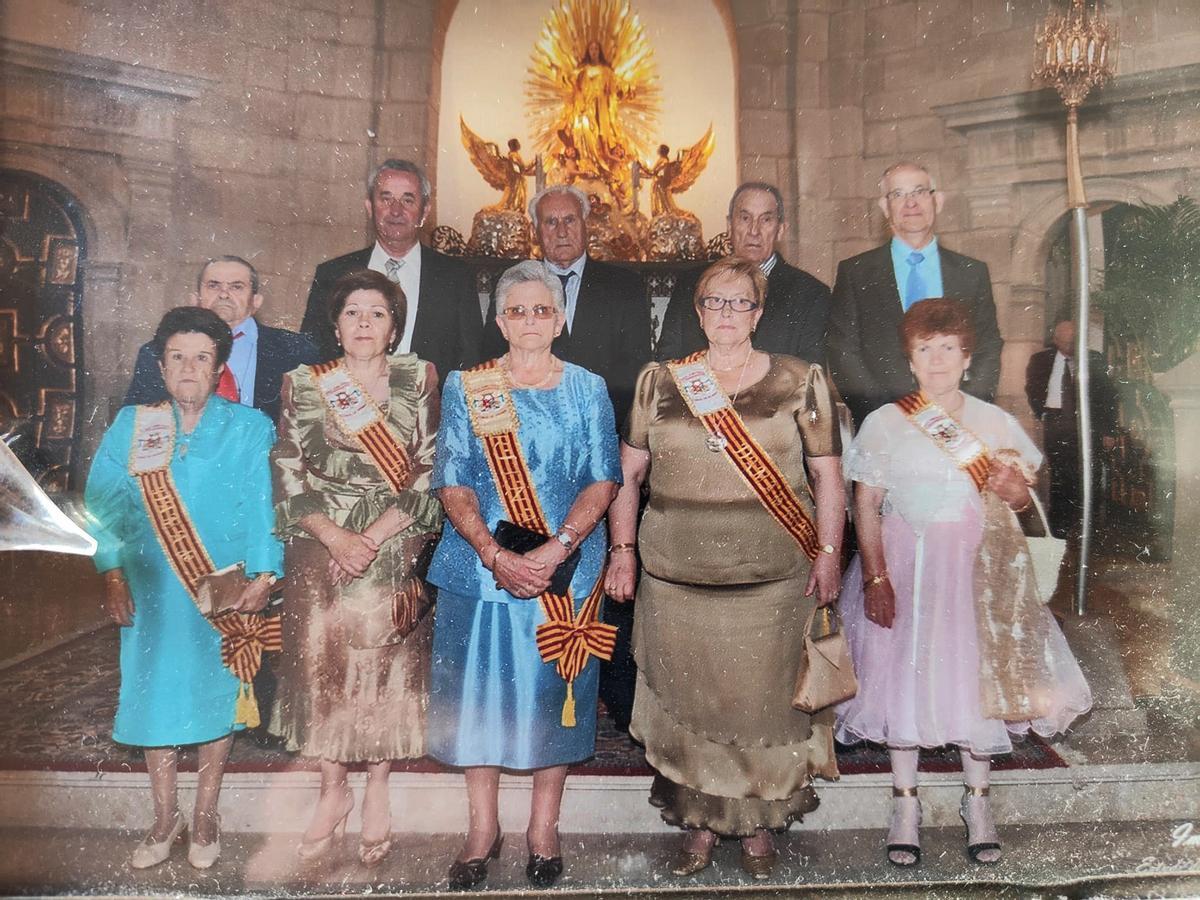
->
[299,158,483,382]
[124,255,318,424]
[828,161,1003,427]
[482,184,651,430]
[483,184,650,733]
[1026,319,1119,538]
[655,181,831,364]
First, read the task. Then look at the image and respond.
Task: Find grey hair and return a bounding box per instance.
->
[494,260,566,315]
[528,184,591,228]
[197,255,260,295]
[878,161,938,196]
[728,182,785,223]
[367,158,432,205]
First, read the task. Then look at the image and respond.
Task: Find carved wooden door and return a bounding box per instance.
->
[0,171,86,491]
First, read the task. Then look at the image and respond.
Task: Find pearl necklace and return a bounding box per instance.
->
[504,354,559,388]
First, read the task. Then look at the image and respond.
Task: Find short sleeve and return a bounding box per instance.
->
[430,370,475,490]
[622,362,660,450]
[794,361,842,458]
[842,406,893,488]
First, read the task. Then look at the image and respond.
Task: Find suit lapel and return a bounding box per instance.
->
[252,322,272,408]
[410,245,440,355]
[940,248,971,300]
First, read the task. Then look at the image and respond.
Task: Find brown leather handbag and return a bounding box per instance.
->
[792,605,859,713]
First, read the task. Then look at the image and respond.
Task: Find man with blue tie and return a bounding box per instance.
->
[828,161,1002,427]
[124,256,318,424]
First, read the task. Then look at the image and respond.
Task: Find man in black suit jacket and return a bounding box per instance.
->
[124,256,318,424]
[656,181,831,364]
[299,158,483,382]
[828,161,1003,427]
[482,184,651,430]
[1026,320,1119,538]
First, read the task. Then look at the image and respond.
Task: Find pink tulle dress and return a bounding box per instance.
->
[834,396,1093,756]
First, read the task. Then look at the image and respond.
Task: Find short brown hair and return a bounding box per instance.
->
[327,269,407,354]
[693,256,769,311]
[899,298,975,357]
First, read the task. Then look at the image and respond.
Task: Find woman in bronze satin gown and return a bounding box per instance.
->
[606,256,845,880]
[270,270,442,866]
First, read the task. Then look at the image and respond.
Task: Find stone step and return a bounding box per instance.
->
[1,760,1195,835]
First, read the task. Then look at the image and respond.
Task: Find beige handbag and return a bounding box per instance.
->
[1025,493,1067,604]
[792,604,859,713]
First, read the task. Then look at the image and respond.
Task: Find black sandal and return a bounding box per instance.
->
[887,786,921,867]
[960,786,1002,865]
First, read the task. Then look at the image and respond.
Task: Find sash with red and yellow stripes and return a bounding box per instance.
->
[312,361,411,492]
[668,351,823,561]
[128,404,281,727]
[893,392,991,491]
[462,360,616,727]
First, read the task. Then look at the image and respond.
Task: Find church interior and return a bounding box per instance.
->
[0,0,1198,894]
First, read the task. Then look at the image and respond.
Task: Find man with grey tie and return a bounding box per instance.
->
[482,184,651,430]
[300,158,483,382]
[827,161,1003,426]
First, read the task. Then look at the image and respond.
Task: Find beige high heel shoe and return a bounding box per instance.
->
[187,813,221,869]
[297,790,354,861]
[129,811,187,869]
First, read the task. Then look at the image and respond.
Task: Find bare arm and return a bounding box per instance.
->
[604,441,650,602]
[853,482,895,628]
[805,455,846,606]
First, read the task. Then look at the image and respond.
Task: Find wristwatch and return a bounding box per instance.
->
[253,572,279,586]
[554,529,574,550]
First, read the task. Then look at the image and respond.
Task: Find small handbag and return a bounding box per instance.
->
[792,604,859,713]
[1024,493,1067,604]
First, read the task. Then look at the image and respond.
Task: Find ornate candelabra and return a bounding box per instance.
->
[1033,0,1116,615]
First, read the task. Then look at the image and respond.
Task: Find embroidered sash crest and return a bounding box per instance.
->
[313,361,412,492]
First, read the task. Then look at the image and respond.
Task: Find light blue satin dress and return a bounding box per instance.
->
[427,363,620,769]
[85,398,283,747]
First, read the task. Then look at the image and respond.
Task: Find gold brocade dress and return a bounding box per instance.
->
[625,355,841,836]
[269,356,443,762]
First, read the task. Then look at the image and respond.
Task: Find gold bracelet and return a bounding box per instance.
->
[103,570,126,583]
[1012,496,1034,514]
[486,544,503,570]
[865,571,889,588]
[561,523,581,538]
[608,543,636,554]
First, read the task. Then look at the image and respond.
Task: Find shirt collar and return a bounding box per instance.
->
[228,315,258,340]
[891,235,939,260]
[545,253,587,279]
[370,240,422,268]
[759,253,778,277]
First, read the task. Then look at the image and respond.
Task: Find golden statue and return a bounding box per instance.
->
[642,129,715,218]
[460,118,535,257]
[525,0,660,213]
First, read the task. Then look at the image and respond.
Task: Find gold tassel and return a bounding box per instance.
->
[234,681,261,729]
[561,682,576,728]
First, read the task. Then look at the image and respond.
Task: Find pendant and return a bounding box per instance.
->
[705,432,728,453]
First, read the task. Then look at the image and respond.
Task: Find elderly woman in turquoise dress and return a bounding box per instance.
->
[86,306,283,870]
[426,260,621,890]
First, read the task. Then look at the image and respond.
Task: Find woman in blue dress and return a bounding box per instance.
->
[86,307,283,870]
[427,260,621,890]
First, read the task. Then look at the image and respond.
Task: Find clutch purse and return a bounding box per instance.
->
[493,520,580,596]
[341,575,433,649]
[194,562,248,618]
[792,605,859,713]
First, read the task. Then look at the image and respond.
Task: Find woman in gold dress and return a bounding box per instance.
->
[606,256,845,880]
[271,269,442,866]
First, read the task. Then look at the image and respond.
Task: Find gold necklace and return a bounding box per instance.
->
[704,346,754,452]
[504,354,558,388]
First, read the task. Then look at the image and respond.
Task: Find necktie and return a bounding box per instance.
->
[556,272,574,334]
[1061,358,1076,417]
[385,258,403,283]
[216,330,244,403]
[904,251,926,310]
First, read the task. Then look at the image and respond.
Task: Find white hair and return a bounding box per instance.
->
[528,184,591,228]
[878,161,938,196]
[494,260,566,314]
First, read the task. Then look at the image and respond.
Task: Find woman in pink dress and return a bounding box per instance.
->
[835,299,1092,868]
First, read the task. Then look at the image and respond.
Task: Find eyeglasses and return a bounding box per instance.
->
[885,187,936,202]
[500,304,559,320]
[699,296,760,313]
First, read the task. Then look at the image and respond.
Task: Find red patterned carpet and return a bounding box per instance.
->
[0,627,1066,774]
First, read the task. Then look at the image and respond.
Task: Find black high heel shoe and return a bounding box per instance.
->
[447,828,503,890]
[525,852,564,887]
[960,786,1002,865]
[887,786,921,867]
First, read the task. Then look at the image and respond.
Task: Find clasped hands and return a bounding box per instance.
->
[487,539,570,599]
[323,515,414,586]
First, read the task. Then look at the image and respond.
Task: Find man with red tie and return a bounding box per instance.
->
[123,256,318,423]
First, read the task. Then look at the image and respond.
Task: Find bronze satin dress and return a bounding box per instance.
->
[269,356,443,762]
[625,355,841,836]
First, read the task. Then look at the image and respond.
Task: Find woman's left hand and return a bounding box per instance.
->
[988,460,1031,510]
[232,575,274,613]
[805,551,842,607]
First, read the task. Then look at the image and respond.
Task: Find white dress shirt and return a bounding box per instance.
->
[1044,350,1073,410]
[544,253,586,334]
[368,241,422,354]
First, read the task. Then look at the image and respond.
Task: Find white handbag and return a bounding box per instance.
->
[1025,493,1066,603]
